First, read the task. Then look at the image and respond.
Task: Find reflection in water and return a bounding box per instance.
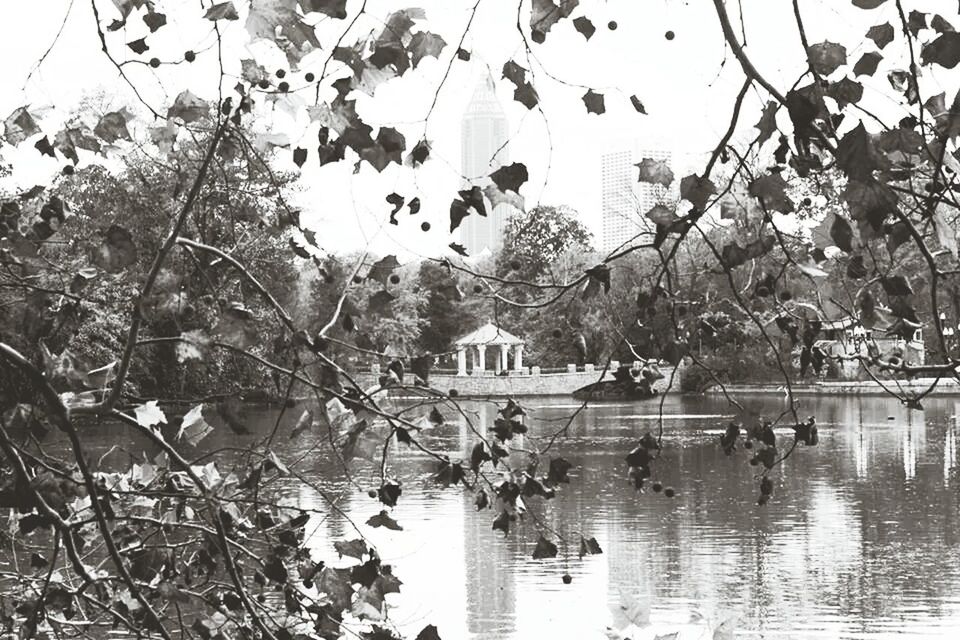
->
[946,410,957,483]
[52,393,960,638]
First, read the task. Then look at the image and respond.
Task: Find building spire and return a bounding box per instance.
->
[465,67,505,119]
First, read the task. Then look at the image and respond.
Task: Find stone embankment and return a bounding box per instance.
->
[704,378,960,396]
[351,362,678,398]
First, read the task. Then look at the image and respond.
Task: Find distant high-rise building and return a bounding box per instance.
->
[460,74,512,255]
[601,145,673,253]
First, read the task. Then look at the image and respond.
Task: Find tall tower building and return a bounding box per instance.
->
[460,74,512,255]
[601,145,673,253]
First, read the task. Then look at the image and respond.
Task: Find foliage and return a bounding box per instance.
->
[3,0,960,638]
[498,205,592,274]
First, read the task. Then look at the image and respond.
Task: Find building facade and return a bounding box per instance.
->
[601,145,673,253]
[460,75,513,255]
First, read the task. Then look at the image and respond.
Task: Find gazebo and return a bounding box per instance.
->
[454,322,524,376]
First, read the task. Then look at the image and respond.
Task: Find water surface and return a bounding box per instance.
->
[71,394,960,638]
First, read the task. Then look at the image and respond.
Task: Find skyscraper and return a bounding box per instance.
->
[460,74,512,255]
[601,145,673,253]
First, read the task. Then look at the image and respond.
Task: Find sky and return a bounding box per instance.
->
[1,0,956,260]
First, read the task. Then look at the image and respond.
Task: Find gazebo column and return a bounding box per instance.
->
[456,347,467,376]
[513,344,523,371]
[476,345,485,373]
[499,344,509,373]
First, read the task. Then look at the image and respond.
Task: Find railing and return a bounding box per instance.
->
[365,361,665,376]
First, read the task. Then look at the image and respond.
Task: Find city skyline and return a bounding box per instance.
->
[459,71,515,255]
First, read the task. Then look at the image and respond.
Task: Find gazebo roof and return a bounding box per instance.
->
[454,322,524,347]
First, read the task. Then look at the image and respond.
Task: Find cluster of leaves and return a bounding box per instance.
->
[718,415,818,505]
[8,0,960,636]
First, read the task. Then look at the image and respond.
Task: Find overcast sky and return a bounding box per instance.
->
[0,0,952,259]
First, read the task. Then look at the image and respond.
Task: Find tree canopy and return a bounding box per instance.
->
[2,1,960,639]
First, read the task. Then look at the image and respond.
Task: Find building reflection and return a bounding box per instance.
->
[946,409,958,483]
[457,401,518,637]
[903,409,919,480]
[286,393,960,638]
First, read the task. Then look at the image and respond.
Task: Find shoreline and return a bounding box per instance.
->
[702,378,960,396]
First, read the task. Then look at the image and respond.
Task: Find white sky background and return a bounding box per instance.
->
[1,0,955,259]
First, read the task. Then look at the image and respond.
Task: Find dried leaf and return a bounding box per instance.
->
[408,32,446,68]
[300,0,347,19]
[94,111,132,143]
[866,23,895,48]
[333,538,367,560]
[749,173,795,213]
[922,32,960,68]
[530,0,579,41]
[573,16,595,40]
[127,38,149,54]
[754,101,778,145]
[531,534,558,559]
[366,510,402,531]
[178,405,213,446]
[167,90,210,123]
[830,215,854,252]
[853,52,882,76]
[636,158,674,187]
[4,107,40,145]
[807,41,847,75]
[293,147,307,167]
[645,204,677,226]
[679,174,717,210]
[204,1,238,20]
[489,162,529,194]
[367,255,400,284]
[134,401,166,428]
[582,89,605,114]
[502,60,538,109]
[579,535,602,557]
[143,11,166,32]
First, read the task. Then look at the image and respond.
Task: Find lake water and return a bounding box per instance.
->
[74,393,960,639]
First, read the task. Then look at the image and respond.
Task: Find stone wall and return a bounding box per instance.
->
[350,362,678,398]
[706,378,960,396]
